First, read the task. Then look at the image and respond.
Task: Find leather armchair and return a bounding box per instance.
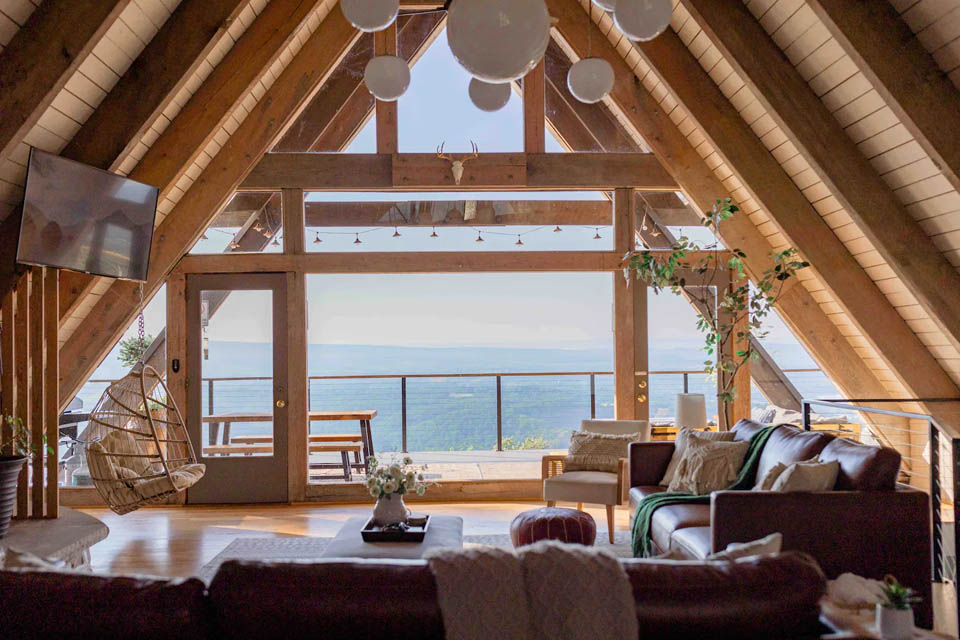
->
[542,419,651,543]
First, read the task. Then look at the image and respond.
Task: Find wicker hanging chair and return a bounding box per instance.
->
[86,364,205,515]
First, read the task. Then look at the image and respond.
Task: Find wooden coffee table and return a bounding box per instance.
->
[319,515,464,560]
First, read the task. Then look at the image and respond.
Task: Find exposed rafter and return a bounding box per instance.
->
[57,0,328,322]
[805,0,960,196]
[546,0,901,426]
[682,0,960,357]
[58,7,362,408]
[589,0,960,430]
[0,0,130,165]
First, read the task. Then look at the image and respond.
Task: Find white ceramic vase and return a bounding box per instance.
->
[875,604,914,640]
[373,493,408,526]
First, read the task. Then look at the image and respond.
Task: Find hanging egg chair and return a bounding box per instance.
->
[86,364,205,515]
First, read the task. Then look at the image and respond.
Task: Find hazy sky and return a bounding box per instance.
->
[93,28,810,378]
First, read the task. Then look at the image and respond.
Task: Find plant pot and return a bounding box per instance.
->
[875,604,914,640]
[0,455,26,538]
[372,494,408,526]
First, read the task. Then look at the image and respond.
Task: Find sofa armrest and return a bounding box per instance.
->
[711,488,932,628]
[541,455,565,480]
[628,441,675,487]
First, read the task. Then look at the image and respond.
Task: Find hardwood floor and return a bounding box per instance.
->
[78,501,633,578]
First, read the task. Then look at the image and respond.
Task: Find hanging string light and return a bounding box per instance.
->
[593,228,602,239]
[475,231,484,242]
[271,236,280,247]
[200,231,208,240]
[354,233,362,244]
[430,226,439,238]
[515,235,523,246]
[553,225,562,232]
[253,221,264,232]
[229,239,239,249]
[393,227,402,237]
[313,232,322,244]
[263,228,274,239]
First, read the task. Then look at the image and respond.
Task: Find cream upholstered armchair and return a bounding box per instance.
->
[541,419,651,543]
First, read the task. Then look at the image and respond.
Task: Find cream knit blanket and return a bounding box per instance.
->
[425,541,638,640]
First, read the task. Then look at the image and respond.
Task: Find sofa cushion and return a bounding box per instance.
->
[629,485,667,522]
[817,437,901,490]
[543,471,618,505]
[755,426,834,485]
[731,419,768,442]
[670,526,712,559]
[651,503,711,554]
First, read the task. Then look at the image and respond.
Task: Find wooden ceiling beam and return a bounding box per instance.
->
[0,0,131,165]
[806,0,960,196]
[58,8,362,408]
[547,0,899,424]
[241,152,678,190]
[59,0,248,172]
[609,1,960,427]
[58,0,327,322]
[683,0,960,358]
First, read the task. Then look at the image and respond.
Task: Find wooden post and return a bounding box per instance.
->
[281,188,305,254]
[29,267,44,517]
[14,272,28,518]
[523,59,546,153]
[716,270,750,429]
[729,269,750,426]
[286,271,308,501]
[374,22,399,154]
[43,268,58,517]
[1,286,14,455]
[613,189,648,420]
[166,273,187,428]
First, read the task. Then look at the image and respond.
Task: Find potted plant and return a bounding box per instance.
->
[0,415,51,537]
[365,456,432,526]
[876,574,919,639]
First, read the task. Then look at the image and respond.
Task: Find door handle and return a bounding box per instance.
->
[276,399,286,408]
[276,387,285,408]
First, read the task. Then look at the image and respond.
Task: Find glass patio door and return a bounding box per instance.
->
[185,273,288,503]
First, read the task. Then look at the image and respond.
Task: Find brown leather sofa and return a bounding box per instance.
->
[0,552,828,639]
[628,419,933,627]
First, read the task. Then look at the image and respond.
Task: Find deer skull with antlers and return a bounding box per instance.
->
[437,141,479,186]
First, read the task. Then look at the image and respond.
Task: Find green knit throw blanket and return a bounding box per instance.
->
[630,425,779,558]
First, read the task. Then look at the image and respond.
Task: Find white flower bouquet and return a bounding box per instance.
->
[365,455,432,499]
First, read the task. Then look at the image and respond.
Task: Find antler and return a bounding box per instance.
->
[437,142,452,161]
[459,140,479,165]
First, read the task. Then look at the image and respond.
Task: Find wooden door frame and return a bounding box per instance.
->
[183,272,290,504]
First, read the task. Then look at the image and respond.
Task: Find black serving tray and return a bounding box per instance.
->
[360,515,430,542]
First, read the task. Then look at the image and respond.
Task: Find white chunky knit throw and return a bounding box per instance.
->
[425,541,638,640]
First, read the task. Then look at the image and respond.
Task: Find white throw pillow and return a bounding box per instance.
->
[660,428,735,486]
[752,461,787,491]
[666,433,750,495]
[0,547,67,570]
[770,456,840,492]
[707,532,783,561]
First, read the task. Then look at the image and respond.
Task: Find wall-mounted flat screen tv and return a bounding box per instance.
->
[17,148,158,281]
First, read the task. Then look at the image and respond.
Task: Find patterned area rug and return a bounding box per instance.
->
[197,532,634,583]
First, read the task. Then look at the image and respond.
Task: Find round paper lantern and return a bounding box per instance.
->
[592,0,616,10]
[614,0,672,42]
[468,78,511,112]
[448,0,550,83]
[340,0,398,32]
[567,58,614,103]
[364,55,410,101]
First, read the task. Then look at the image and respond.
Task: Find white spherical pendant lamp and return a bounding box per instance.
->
[447,0,551,83]
[340,0,398,32]
[468,78,511,112]
[614,0,673,42]
[567,58,614,103]
[592,0,616,10]
[364,55,410,101]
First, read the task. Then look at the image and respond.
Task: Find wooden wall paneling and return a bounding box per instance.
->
[546,0,899,429]
[0,0,131,165]
[605,4,960,432]
[13,272,27,517]
[59,0,250,173]
[374,21,399,154]
[523,59,546,153]
[286,271,308,502]
[806,0,960,196]
[281,188,305,255]
[43,267,57,517]
[28,267,43,517]
[682,0,960,357]
[58,9,362,410]
[1,285,13,453]
[58,0,329,322]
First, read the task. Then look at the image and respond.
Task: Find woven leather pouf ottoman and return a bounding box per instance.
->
[510,507,596,547]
